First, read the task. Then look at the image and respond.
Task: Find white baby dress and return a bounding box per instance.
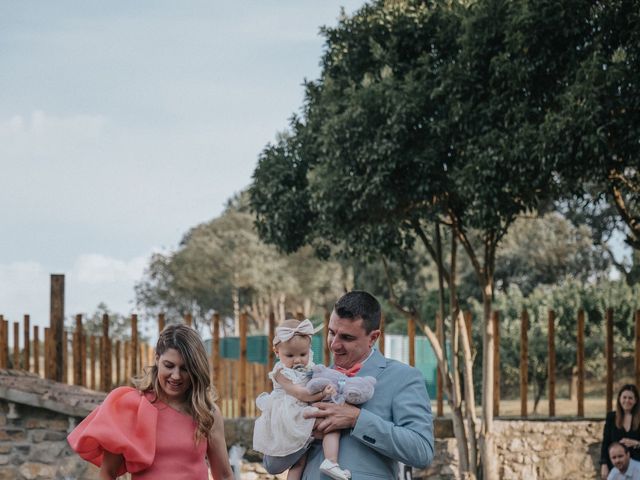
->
[252,361,316,456]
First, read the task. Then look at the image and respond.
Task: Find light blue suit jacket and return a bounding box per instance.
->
[301,348,434,479]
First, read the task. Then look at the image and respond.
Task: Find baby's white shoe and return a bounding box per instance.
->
[319,459,351,480]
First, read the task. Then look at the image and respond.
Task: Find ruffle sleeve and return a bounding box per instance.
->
[67,386,158,476]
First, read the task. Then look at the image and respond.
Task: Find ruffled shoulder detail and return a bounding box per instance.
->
[67,386,158,475]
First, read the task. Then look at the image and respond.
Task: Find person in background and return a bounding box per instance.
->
[601,384,640,480]
[264,290,434,479]
[607,442,640,480]
[68,324,234,480]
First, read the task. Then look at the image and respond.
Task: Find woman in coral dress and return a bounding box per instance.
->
[68,324,234,480]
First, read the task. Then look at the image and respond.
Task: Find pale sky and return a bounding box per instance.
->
[0,1,366,331]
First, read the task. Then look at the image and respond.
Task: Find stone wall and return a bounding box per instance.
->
[0,395,606,480]
[412,418,603,480]
[0,398,98,480]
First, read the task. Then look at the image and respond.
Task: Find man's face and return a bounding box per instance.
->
[610,444,631,472]
[328,311,380,369]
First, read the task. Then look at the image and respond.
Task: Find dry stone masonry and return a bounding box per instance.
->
[0,369,606,479]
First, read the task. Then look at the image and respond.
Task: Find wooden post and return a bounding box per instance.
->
[267,311,275,372]
[493,311,501,417]
[115,340,121,386]
[73,314,83,385]
[0,316,7,368]
[606,307,614,413]
[62,330,68,384]
[435,313,444,417]
[33,326,40,375]
[408,315,415,367]
[50,274,65,382]
[520,309,529,417]
[323,310,330,366]
[239,312,247,417]
[158,313,165,334]
[378,311,385,356]
[577,308,585,417]
[13,321,20,369]
[23,315,30,372]
[81,334,87,387]
[635,310,640,389]
[90,335,97,390]
[101,313,111,391]
[184,313,192,327]
[212,313,221,394]
[124,341,130,385]
[548,309,556,417]
[131,314,138,378]
[44,327,51,379]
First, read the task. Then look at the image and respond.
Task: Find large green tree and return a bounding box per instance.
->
[135,194,346,333]
[543,0,640,252]
[250,1,590,476]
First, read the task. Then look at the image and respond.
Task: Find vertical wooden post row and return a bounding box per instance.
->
[493,311,500,417]
[212,313,220,396]
[101,313,111,391]
[577,308,585,417]
[268,311,275,372]
[23,315,30,372]
[131,314,138,379]
[239,312,247,417]
[33,326,40,376]
[13,321,19,368]
[606,308,614,413]
[0,316,8,368]
[158,313,165,334]
[408,315,415,367]
[520,309,529,417]
[73,314,83,385]
[90,336,97,390]
[548,310,556,417]
[50,274,64,382]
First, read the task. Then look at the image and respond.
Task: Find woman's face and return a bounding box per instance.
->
[156,348,191,403]
[620,389,637,413]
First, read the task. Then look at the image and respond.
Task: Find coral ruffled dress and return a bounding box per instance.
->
[67,386,208,479]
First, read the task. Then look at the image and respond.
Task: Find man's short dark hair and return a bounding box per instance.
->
[334,290,381,333]
[610,441,630,454]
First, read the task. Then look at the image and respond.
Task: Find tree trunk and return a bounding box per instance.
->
[458,310,478,478]
[480,282,498,480]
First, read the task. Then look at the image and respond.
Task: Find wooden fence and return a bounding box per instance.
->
[1,300,640,419]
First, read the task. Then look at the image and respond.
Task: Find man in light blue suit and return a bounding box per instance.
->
[264,290,434,479]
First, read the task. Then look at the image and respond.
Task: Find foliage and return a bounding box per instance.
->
[542,0,640,251]
[65,302,148,342]
[469,279,640,408]
[135,193,346,331]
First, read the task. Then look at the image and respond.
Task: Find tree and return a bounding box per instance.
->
[543,0,640,254]
[250,0,605,476]
[135,193,347,334]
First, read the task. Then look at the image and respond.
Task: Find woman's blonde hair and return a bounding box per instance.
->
[134,324,217,442]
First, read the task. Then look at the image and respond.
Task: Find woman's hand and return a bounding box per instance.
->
[601,463,609,480]
[619,437,640,449]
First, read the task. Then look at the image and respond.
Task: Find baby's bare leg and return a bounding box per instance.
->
[322,431,340,463]
[286,452,308,480]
